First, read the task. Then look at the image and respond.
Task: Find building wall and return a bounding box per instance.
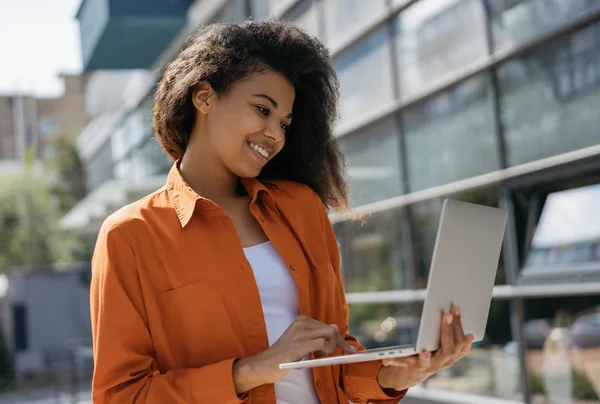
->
[0,74,88,169]
[2,267,92,378]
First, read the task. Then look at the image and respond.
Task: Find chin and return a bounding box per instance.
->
[232,165,262,179]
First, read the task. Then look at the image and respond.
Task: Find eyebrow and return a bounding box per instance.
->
[253,94,293,119]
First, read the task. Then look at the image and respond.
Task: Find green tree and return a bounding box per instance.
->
[0,170,83,272]
[47,132,87,216]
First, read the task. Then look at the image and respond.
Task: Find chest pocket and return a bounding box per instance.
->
[158,280,232,366]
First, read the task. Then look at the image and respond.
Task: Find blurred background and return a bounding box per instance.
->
[0,0,599,403]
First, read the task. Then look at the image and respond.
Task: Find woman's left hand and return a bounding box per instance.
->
[376,306,474,392]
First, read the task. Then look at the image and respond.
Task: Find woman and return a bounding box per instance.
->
[90,20,473,403]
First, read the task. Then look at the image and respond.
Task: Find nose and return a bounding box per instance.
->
[264,124,284,143]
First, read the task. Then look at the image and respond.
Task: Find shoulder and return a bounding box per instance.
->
[99,186,170,239]
[268,180,321,205]
[266,180,329,222]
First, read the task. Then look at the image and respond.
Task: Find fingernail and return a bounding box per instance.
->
[350,346,357,352]
[421,351,431,359]
[445,313,453,324]
[453,306,460,316]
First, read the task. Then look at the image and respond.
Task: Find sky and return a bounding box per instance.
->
[0,0,82,98]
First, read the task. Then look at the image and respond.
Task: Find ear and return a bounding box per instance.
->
[192,81,215,114]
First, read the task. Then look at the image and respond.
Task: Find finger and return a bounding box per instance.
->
[459,334,474,357]
[330,325,358,353]
[382,355,417,368]
[433,312,455,366]
[452,306,466,355]
[440,312,455,355]
[308,336,337,356]
[419,351,432,371]
[306,324,354,355]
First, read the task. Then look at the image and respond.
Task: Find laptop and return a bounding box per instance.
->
[280,199,508,370]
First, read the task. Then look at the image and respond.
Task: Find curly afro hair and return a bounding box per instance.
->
[153,19,348,210]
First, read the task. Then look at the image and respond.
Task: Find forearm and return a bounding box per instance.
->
[232,356,270,395]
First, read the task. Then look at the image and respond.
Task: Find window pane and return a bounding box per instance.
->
[284,0,319,38]
[87,140,114,191]
[521,182,600,284]
[336,207,412,292]
[249,0,270,19]
[339,118,403,206]
[408,188,505,289]
[403,74,499,191]
[523,297,600,403]
[348,302,422,350]
[426,299,516,399]
[348,298,518,400]
[334,29,394,124]
[214,0,247,22]
[395,0,488,100]
[323,0,388,48]
[499,22,600,166]
[487,0,600,53]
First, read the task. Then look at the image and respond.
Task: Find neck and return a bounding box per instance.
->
[179,143,242,203]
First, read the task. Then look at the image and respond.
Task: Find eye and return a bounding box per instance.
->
[256,106,269,116]
[281,123,291,134]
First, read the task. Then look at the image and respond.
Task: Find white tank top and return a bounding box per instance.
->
[243,241,321,404]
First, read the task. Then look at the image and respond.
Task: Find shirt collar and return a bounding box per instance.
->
[166,161,279,228]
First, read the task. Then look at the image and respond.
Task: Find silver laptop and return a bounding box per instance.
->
[280,199,508,370]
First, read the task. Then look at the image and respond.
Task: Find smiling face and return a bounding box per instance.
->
[190,70,295,179]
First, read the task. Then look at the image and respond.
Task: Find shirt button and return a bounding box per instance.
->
[289,265,296,271]
[316,380,323,389]
[253,322,260,329]
[259,216,265,222]
[239,264,244,271]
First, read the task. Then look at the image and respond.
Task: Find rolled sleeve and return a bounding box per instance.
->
[342,359,406,403]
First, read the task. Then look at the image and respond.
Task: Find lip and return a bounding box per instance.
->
[248,140,274,155]
[247,142,269,164]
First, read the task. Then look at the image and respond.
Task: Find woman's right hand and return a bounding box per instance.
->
[232,315,357,393]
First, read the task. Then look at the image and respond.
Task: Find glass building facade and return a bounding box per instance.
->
[77,0,600,402]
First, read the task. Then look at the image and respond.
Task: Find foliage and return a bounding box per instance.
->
[47,132,87,216]
[0,170,84,272]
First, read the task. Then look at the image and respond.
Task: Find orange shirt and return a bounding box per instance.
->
[90,162,406,403]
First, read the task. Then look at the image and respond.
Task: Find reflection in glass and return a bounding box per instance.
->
[334,29,394,124]
[403,74,499,191]
[395,0,488,100]
[522,183,600,284]
[524,297,600,403]
[339,118,403,207]
[486,0,600,54]
[323,0,387,48]
[348,302,421,351]
[337,208,409,293]
[426,297,515,399]
[498,21,600,166]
